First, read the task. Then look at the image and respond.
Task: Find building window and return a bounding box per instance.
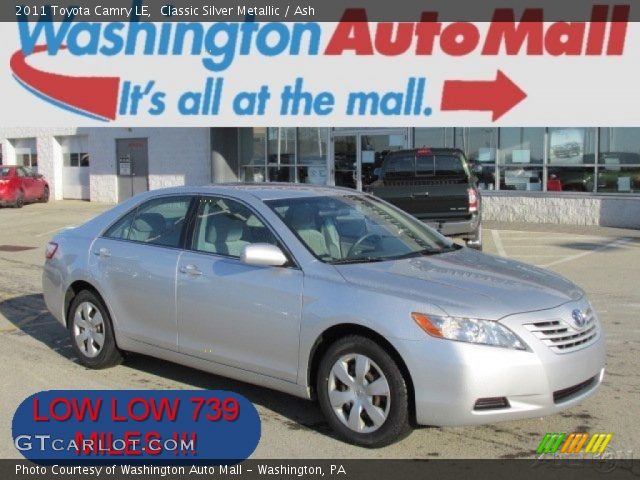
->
[546,128,596,192]
[239,128,328,185]
[499,128,544,191]
[239,128,266,182]
[297,128,328,185]
[455,128,498,191]
[414,128,454,149]
[267,128,296,182]
[59,136,90,168]
[597,128,640,193]
[11,138,38,172]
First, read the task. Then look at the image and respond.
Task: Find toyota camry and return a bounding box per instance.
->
[42,184,605,447]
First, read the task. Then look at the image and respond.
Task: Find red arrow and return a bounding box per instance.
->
[441,70,527,122]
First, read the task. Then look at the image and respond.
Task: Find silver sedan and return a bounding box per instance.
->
[42,185,605,447]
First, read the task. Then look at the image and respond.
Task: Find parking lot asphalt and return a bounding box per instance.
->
[0,201,638,459]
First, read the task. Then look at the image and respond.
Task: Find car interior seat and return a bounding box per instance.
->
[129,212,166,243]
[321,217,342,259]
[286,204,330,258]
[205,214,249,257]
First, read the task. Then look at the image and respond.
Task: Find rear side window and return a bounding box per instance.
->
[104,211,136,240]
[104,196,193,248]
[0,167,10,177]
[384,154,415,174]
[434,155,467,176]
[386,151,469,177]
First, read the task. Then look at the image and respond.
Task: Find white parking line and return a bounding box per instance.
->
[539,238,634,268]
[490,229,507,257]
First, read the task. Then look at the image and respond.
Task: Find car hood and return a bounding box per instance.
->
[334,248,584,320]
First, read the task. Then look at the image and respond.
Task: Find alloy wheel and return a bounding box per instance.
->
[327,354,391,433]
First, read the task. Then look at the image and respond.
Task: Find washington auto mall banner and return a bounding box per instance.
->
[0,2,639,126]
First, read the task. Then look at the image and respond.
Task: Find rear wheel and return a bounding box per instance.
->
[68,290,122,369]
[41,186,49,203]
[316,335,411,447]
[14,191,24,208]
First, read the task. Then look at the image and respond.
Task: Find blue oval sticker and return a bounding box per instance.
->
[12,390,261,462]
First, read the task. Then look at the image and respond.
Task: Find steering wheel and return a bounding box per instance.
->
[346,233,381,258]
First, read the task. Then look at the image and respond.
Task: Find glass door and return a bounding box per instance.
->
[331,130,408,191]
[333,134,359,189]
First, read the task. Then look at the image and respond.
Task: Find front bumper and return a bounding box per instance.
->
[395,303,606,426]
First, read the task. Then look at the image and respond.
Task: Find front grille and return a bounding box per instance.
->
[553,376,597,403]
[474,397,510,411]
[524,309,599,354]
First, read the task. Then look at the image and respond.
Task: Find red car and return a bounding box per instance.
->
[0,166,49,208]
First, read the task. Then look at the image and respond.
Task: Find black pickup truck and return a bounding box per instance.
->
[366,147,482,249]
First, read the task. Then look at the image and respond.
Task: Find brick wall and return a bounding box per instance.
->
[483,192,640,229]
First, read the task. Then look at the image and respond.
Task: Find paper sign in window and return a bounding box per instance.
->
[512,149,531,164]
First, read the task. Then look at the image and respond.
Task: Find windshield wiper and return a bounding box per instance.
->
[329,256,387,265]
[392,245,461,260]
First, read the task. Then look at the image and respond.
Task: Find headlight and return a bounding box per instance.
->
[412,312,527,350]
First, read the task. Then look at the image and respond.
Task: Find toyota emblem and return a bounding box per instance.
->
[572,309,587,328]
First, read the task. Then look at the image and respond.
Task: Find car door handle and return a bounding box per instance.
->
[179,264,203,276]
[412,192,429,198]
[94,248,111,258]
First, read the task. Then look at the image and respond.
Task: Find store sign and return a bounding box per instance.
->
[1,3,638,126]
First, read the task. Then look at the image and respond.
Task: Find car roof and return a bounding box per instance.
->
[140,183,364,202]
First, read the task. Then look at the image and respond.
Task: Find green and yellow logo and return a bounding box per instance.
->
[537,433,613,455]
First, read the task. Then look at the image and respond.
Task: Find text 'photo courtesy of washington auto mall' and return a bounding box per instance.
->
[0,0,640,479]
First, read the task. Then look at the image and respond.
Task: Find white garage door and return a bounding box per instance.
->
[60,136,89,200]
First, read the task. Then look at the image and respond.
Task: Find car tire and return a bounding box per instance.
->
[14,191,24,208]
[316,335,411,447]
[41,186,49,203]
[68,290,123,369]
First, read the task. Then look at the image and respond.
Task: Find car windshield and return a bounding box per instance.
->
[0,167,11,177]
[266,194,458,264]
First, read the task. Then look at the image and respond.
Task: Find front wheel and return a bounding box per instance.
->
[41,186,49,203]
[316,335,411,447]
[68,290,123,369]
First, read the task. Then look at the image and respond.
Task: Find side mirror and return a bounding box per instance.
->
[373,168,381,177]
[240,243,288,267]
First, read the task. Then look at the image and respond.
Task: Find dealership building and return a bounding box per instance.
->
[1,127,639,228]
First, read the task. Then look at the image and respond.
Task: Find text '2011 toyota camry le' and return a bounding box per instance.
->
[42,184,605,447]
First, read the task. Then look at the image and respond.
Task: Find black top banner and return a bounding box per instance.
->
[2,0,639,22]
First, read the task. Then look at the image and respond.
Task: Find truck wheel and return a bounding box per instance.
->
[466,225,483,251]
